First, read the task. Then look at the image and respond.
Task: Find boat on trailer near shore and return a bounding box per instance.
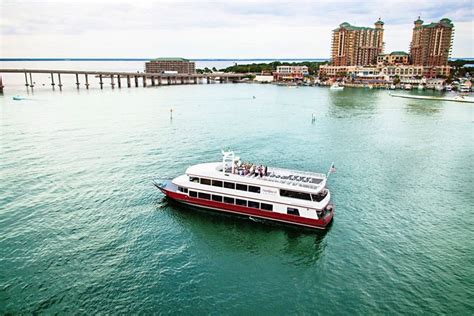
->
[155,151,335,230]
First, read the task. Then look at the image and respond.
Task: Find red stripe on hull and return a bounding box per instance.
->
[160,187,333,229]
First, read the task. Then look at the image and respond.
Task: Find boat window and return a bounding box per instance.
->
[236,183,247,191]
[190,177,199,183]
[224,182,235,189]
[311,190,328,202]
[212,195,223,202]
[261,203,273,211]
[280,189,311,201]
[248,186,261,193]
[198,192,211,200]
[236,199,247,206]
[223,196,234,204]
[189,191,197,197]
[248,201,259,209]
[212,180,223,187]
[200,178,211,185]
[287,207,300,216]
[178,187,188,193]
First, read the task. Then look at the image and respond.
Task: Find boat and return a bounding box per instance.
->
[459,83,471,93]
[389,84,396,90]
[417,84,424,90]
[445,85,452,92]
[389,93,474,103]
[156,151,335,230]
[12,96,24,101]
[404,84,412,90]
[330,83,344,91]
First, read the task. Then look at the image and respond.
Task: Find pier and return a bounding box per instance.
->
[0,69,245,90]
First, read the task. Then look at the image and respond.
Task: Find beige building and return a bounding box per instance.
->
[331,20,385,66]
[274,65,309,80]
[145,57,196,74]
[380,65,424,78]
[410,18,454,66]
[377,51,409,65]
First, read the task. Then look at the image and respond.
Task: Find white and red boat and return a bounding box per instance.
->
[156,151,335,230]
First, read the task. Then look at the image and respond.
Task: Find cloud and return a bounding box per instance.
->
[1,0,472,57]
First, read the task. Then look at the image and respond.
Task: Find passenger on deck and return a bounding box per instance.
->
[264,166,268,176]
[257,165,263,177]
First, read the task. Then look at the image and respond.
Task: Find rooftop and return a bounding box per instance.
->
[149,57,191,62]
[334,22,382,32]
[390,51,409,56]
[422,18,454,28]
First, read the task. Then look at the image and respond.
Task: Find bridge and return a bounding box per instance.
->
[0,68,246,90]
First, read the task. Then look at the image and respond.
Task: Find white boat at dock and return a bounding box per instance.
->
[330,83,344,91]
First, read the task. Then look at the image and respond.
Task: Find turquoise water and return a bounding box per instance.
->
[1,83,473,314]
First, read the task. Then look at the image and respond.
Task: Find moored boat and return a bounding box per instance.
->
[330,82,344,91]
[156,151,335,230]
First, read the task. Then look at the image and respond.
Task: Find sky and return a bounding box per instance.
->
[1,0,473,58]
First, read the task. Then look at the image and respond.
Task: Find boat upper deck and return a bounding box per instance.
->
[185,162,327,193]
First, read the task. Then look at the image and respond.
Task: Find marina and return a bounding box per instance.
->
[1,0,473,313]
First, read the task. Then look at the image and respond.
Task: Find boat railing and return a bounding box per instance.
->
[262,175,324,190]
[269,167,326,179]
[224,164,326,190]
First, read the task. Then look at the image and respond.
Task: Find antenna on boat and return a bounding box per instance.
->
[222,150,236,174]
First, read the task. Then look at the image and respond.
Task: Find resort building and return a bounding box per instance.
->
[145,57,196,74]
[377,51,409,66]
[409,18,454,67]
[274,65,309,80]
[380,65,424,79]
[330,19,385,66]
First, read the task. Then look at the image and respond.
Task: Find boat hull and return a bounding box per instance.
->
[157,183,334,230]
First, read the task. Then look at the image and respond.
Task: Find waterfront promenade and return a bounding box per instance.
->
[0,68,245,90]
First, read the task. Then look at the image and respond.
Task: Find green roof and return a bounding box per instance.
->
[150,57,190,62]
[390,51,409,55]
[422,18,454,28]
[414,18,424,24]
[334,22,379,31]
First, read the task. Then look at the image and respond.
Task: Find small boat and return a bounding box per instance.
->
[404,84,412,90]
[330,83,344,90]
[12,96,24,101]
[435,85,444,91]
[445,85,453,92]
[417,84,424,90]
[459,83,471,93]
[156,151,335,230]
[389,84,396,90]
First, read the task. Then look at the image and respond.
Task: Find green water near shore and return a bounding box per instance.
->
[1,84,473,314]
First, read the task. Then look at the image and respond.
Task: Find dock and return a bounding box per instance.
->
[0,69,246,90]
[389,93,474,103]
